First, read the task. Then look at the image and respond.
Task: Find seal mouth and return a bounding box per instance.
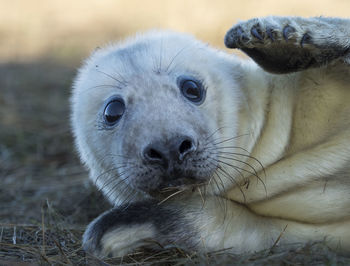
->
[148,175,206,199]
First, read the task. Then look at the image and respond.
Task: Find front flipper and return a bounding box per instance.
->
[82,196,347,258]
[225,16,350,73]
[82,197,276,258]
[82,200,197,258]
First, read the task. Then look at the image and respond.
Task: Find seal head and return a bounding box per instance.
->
[71,31,243,204]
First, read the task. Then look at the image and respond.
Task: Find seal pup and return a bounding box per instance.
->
[71,16,350,257]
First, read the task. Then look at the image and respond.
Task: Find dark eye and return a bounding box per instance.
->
[103,98,125,125]
[178,77,205,104]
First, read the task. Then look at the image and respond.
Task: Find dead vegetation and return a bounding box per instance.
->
[1,221,349,265]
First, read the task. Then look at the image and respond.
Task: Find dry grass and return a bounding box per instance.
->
[1,223,349,265]
[1,0,350,265]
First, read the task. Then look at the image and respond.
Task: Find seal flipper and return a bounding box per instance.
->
[225,16,350,74]
[82,200,196,257]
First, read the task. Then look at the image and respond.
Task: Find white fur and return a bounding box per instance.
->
[101,224,156,257]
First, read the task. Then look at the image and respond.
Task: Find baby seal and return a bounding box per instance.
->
[71,16,350,257]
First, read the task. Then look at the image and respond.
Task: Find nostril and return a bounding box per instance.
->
[147,148,163,160]
[179,139,193,155]
[143,144,169,168]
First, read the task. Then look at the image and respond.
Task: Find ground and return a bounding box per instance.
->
[1,1,350,265]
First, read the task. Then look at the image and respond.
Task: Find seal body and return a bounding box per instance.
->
[71,16,350,257]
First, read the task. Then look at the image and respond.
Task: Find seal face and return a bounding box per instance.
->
[71,31,242,202]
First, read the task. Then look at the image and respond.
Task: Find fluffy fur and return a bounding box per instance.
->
[71,16,350,257]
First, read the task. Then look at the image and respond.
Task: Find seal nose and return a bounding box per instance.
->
[142,136,196,168]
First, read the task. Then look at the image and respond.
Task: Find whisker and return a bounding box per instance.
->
[208,159,247,203]
[214,172,228,220]
[207,146,250,154]
[165,46,188,74]
[204,126,228,142]
[159,187,182,193]
[158,37,163,73]
[217,155,266,193]
[94,164,129,186]
[120,188,141,210]
[217,155,260,180]
[100,171,132,195]
[213,158,267,196]
[85,84,123,93]
[102,153,132,161]
[218,167,247,204]
[157,190,186,206]
[210,171,223,195]
[98,168,132,191]
[205,174,215,199]
[109,65,129,85]
[95,69,127,87]
[211,134,250,146]
[208,157,244,181]
[210,150,266,177]
[104,175,132,204]
[211,172,227,212]
[197,187,206,207]
[221,153,266,178]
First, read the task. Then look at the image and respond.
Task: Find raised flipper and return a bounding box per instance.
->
[225,16,350,73]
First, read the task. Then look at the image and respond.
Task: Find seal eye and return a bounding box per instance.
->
[103,98,125,125]
[179,78,205,104]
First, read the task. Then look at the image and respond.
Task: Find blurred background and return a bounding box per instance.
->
[0,0,349,263]
[2,0,350,62]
